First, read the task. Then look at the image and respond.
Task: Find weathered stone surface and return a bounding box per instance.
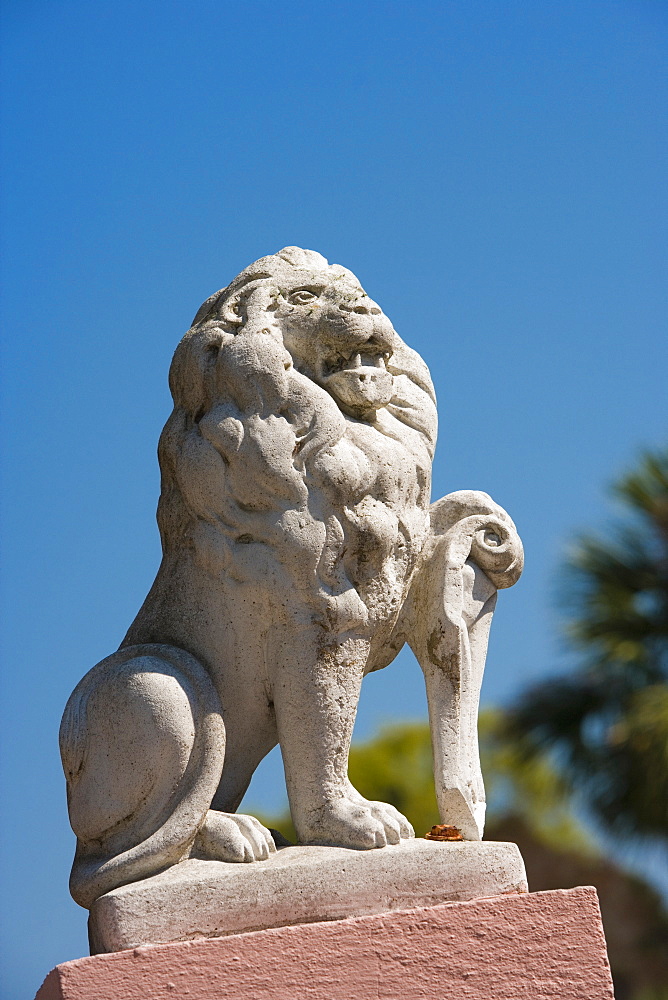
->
[36,887,614,1000]
[89,839,528,953]
[59,247,524,928]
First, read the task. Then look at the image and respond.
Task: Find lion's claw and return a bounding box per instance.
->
[299,794,413,850]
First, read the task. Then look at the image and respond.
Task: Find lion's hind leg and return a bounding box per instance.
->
[60,644,226,908]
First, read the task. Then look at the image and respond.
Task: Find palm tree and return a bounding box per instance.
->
[508,448,668,841]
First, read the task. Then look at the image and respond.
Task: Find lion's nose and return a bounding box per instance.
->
[339,299,382,316]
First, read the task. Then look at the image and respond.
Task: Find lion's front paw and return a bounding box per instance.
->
[364,799,414,842]
[194,810,276,863]
[344,782,414,843]
[299,796,413,850]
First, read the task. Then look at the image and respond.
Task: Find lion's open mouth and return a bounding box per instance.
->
[320,352,394,418]
[322,347,390,378]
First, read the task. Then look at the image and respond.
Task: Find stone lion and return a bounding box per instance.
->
[60,247,523,909]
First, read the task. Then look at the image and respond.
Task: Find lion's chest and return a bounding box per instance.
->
[309,421,431,620]
[313,416,430,507]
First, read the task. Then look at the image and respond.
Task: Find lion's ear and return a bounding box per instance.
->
[219,292,244,330]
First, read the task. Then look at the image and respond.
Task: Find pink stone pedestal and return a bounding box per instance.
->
[36,886,613,1000]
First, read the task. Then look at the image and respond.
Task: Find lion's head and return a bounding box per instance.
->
[169,247,436,431]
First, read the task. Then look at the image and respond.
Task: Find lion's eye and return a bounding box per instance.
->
[288,288,319,305]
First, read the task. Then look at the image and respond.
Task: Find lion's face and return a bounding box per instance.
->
[271,267,399,420]
[172,249,435,448]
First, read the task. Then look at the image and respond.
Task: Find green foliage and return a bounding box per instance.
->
[564,448,668,682]
[479,709,593,852]
[348,710,592,849]
[508,448,668,841]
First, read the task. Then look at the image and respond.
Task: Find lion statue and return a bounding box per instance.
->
[60,247,523,909]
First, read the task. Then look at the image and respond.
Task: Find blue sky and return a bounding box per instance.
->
[1,2,666,996]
